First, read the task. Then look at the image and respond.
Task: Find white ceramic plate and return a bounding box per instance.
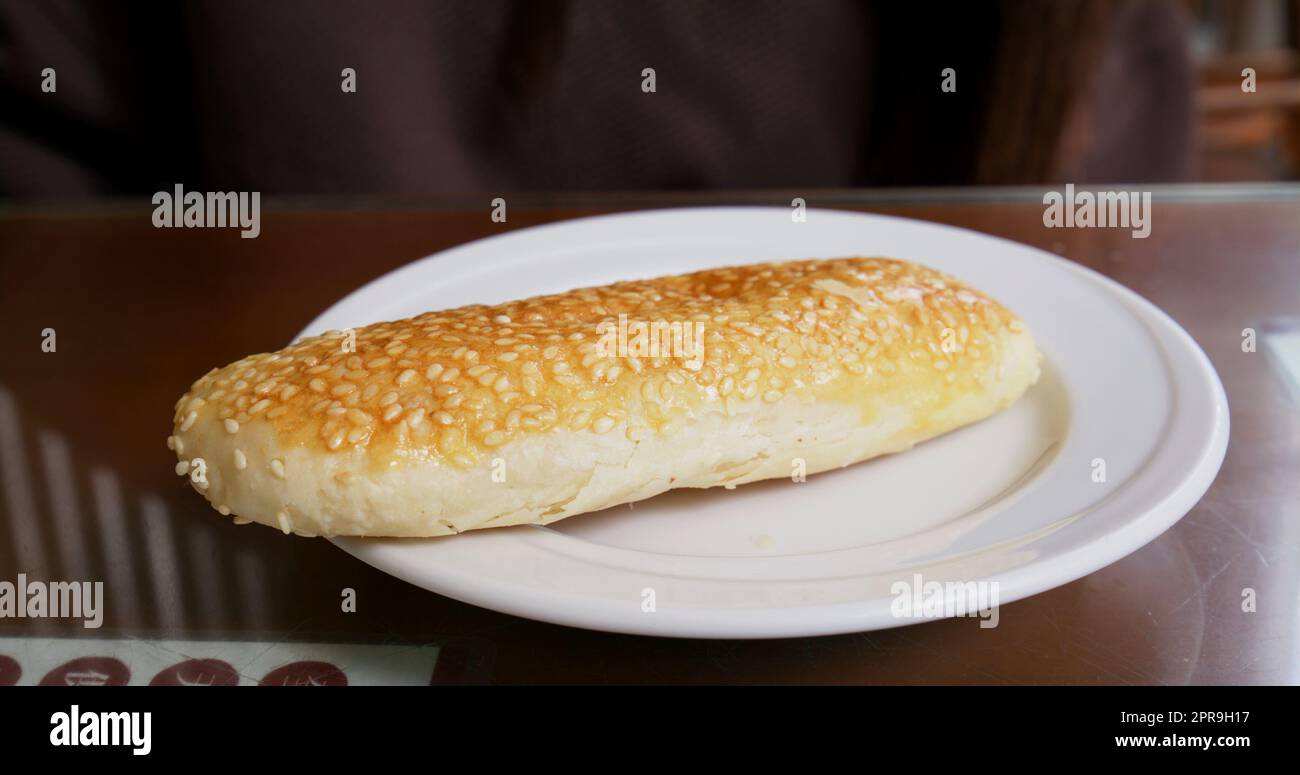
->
[312,208,1228,638]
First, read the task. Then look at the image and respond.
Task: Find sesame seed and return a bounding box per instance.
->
[174,460,190,476]
[234,449,247,470]
[170,258,1023,465]
[269,458,286,479]
[217,505,231,516]
[223,418,240,434]
[275,510,292,534]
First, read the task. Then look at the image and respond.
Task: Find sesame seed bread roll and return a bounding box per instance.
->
[169,258,1040,537]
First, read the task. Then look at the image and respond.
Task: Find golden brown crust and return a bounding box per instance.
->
[169,257,1038,536]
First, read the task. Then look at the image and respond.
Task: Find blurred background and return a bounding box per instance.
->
[1,0,1298,199]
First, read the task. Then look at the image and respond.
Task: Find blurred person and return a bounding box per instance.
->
[0,0,1193,198]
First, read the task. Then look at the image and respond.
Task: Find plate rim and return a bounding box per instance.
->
[315,207,1230,638]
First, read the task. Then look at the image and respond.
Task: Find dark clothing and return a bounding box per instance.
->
[0,1,1193,197]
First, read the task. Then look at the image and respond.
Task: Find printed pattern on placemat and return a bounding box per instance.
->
[0,637,439,686]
